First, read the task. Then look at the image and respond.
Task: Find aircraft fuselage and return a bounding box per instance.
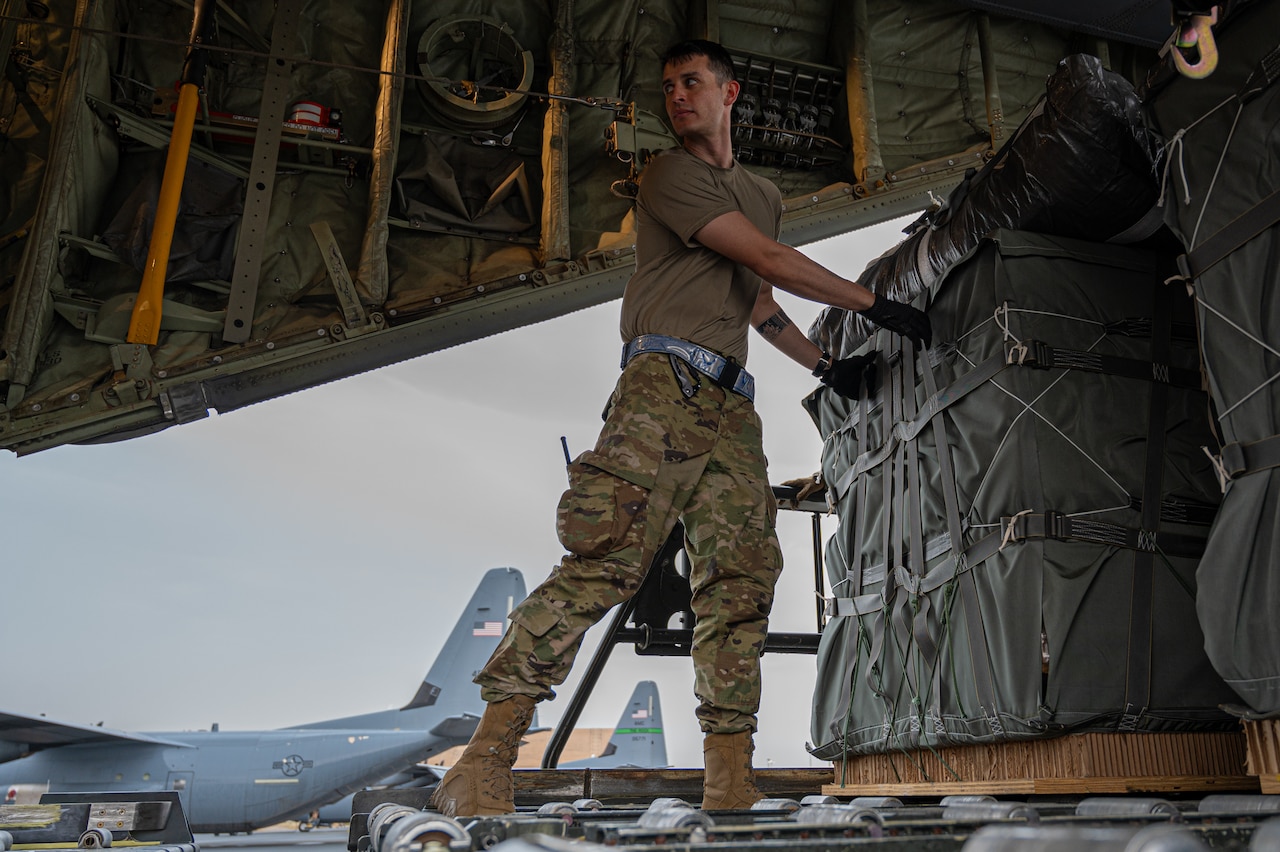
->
[0,728,449,833]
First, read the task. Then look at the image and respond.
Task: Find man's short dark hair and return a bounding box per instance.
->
[660,39,736,85]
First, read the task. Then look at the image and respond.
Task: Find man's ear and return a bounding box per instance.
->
[725,79,741,105]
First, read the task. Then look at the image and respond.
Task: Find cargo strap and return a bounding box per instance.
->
[1121,282,1173,730]
[829,374,874,742]
[1208,433,1280,487]
[1177,187,1280,280]
[998,511,1207,557]
[831,338,1201,500]
[621,334,755,401]
[863,336,903,708]
[922,340,997,728]
[1128,494,1219,525]
[893,342,946,724]
[1010,339,1201,388]
[824,509,1210,619]
[829,336,1003,745]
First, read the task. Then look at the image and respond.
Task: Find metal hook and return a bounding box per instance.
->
[1172,7,1220,79]
[469,111,524,148]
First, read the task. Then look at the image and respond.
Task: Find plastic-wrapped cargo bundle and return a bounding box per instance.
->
[806,231,1236,760]
[811,53,1163,356]
[1142,0,1280,716]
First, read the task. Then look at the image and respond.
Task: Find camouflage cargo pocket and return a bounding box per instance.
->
[509,594,563,637]
[557,452,649,559]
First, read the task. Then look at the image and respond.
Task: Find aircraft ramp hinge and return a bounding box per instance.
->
[577,246,636,275]
[529,261,584,286]
[106,344,154,405]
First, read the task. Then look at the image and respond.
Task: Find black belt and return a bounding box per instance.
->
[621,334,755,401]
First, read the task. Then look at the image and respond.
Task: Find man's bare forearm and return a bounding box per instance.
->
[752,291,826,371]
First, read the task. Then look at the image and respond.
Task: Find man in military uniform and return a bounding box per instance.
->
[432,39,930,816]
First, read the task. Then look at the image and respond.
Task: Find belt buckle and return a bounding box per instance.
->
[718,359,742,391]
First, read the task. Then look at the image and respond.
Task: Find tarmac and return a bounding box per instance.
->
[196,826,348,852]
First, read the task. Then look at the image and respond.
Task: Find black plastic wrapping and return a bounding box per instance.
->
[811,54,1164,358]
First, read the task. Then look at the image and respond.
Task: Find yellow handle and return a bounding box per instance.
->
[127,81,201,345]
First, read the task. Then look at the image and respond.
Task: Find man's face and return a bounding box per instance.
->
[661,54,737,139]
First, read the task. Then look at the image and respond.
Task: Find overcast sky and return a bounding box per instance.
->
[0,218,911,770]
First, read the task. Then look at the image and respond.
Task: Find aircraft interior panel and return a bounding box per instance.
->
[0,0,1157,454]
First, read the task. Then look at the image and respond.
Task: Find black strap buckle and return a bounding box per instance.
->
[716,359,743,392]
[1042,510,1068,540]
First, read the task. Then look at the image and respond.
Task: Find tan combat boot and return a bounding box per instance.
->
[429,694,537,817]
[701,730,762,810]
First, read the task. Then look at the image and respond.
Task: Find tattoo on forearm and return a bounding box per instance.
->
[756,309,793,341]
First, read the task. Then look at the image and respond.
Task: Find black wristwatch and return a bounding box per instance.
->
[812,352,832,378]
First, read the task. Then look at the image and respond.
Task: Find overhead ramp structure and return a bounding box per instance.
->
[0,0,1163,453]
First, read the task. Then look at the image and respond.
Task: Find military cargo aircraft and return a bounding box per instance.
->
[0,0,1178,455]
[561,679,667,769]
[0,566,525,833]
[6,0,1266,801]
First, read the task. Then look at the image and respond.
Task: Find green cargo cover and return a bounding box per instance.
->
[1143,0,1280,717]
[806,231,1235,762]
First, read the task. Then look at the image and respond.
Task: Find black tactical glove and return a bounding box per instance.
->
[820,352,877,399]
[859,294,932,348]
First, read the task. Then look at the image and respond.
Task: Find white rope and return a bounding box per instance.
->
[957,305,1105,360]
[998,509,1035,551]
[995,302,1029,365]
[1196,292,1280,359]
[1007,307,1106,327]
[1066,503,1142,518]
[954,314,997,347]
[1190,102,1245,247]
[1202,445,1231,494]
[1194,296,1280,421]
[968,501,1137,530]
[994,301,1016,341]
[960,329,1131,508]
[982,371,1132,498]
[1158,128,1192,208]
[1165,271,1197,299]
[1155,91,1238,211]
[1218,369,1280,422]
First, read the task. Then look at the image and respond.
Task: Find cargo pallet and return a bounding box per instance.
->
[1245,719,1280,795]
[825,731,1255,797]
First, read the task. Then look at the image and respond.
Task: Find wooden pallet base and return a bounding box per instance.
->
[1245,719,1280,794]
[514,767,834,806]
[824,732,1256,797]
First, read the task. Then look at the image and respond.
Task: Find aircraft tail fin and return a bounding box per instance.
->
[292,567,525,731]
[562,680,667,768]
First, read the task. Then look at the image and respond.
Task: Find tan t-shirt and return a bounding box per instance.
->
[619,146,782,366]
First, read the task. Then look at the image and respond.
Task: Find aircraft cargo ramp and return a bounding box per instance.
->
[0,0,1166,453]
[345,788,1280,851]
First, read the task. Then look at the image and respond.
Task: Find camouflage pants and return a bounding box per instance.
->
[476,353,783,733]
